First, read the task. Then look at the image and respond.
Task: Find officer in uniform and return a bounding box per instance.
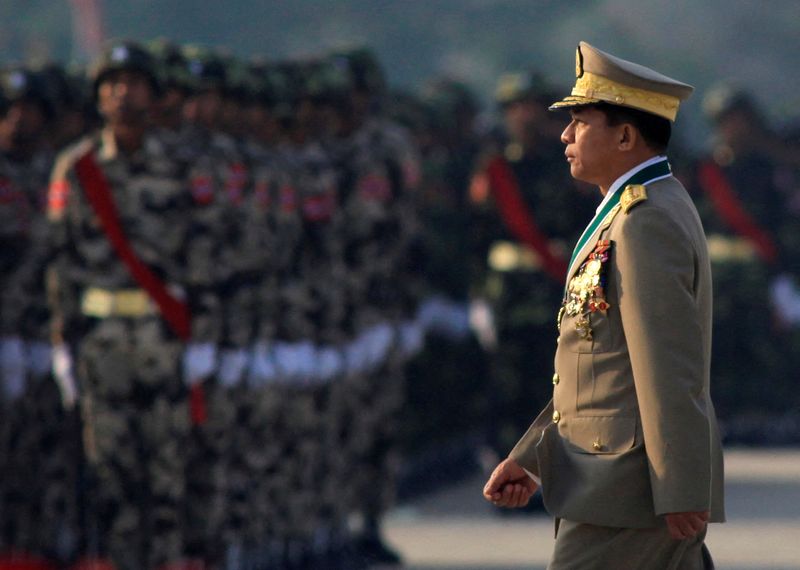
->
[484,42,725,569]
[470,71,595,466]
[47,40,220,570]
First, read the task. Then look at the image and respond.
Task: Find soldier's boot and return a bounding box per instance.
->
[65,558,117,570]
[0,551,58,570]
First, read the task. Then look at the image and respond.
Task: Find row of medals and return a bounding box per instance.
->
[557,240,612,341]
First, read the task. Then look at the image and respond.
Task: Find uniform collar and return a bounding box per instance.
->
[595,155,669,215]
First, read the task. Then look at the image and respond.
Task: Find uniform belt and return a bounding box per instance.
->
[488,240,543,272]
[81,287,157,318]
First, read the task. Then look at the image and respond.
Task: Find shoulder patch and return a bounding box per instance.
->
[620,184,648,214]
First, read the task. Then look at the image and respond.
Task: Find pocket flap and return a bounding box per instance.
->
[567,415,636,454]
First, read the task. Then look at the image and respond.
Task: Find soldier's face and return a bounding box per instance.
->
[97,70,154,125]
[561,107,623,189]
[0,100,47,151]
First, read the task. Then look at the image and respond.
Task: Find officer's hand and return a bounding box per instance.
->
[664,511,709,540]
[483,457,538,508]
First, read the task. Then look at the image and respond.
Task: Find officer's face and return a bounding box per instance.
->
[561,107,623,189]
[97,70,154,125]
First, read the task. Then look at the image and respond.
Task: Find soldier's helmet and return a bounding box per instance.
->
[0,66,54,119]
[702,83,762,124]
[329,47,386,95]
[248,59,292,112]
[307,56,354,106]
[89,39,161,98]
[494,71,553,108]
[147,38,193,94]
[182,45,227,93]
[419,77,478,132]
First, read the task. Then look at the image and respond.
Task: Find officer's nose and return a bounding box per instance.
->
[561,121,575,144]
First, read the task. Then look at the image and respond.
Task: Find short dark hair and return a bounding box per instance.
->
[592,102,672,153]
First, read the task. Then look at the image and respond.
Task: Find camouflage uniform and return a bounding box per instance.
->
[0,68,79,562]
[47,95,221,570]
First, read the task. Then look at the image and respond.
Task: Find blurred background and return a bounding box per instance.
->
[2,1,800,569]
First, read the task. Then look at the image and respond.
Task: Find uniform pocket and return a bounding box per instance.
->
[566,415,636,455]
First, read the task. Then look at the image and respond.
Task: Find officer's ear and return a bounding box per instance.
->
[617,122,638,152]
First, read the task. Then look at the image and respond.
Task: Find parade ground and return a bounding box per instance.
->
[384,448,800,570]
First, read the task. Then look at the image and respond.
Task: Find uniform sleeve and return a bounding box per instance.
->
[616,206,712,516]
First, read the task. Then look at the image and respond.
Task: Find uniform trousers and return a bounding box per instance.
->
[549,519,714,570]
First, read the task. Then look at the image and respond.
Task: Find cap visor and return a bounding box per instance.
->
[548,95,601,111]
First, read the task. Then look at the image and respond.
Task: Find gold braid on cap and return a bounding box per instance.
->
[571,71,680,121]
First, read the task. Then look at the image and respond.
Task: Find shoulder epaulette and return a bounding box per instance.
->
[620,184,648,214]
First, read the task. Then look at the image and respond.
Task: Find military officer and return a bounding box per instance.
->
[483,42,725,569]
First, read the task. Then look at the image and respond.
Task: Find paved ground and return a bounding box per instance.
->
[383,447,800,569]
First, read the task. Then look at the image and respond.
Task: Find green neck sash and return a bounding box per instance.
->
[566,158,672,285]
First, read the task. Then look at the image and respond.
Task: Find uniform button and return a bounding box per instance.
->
[592,439,603,451]
[552,411,561,424]
[552,373,560,385]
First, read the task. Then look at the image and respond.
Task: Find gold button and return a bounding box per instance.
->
[552,373,560,385]
[592,439,603,451]
[552,411,561,423]
[615,95,624,104]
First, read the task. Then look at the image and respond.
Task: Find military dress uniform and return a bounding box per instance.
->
[508,43,725,569]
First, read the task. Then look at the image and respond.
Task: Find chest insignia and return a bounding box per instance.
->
[562,239,613,340]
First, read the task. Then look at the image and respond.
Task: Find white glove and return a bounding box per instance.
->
[1,336,27,401]
[26,341,52,379]
[218,348,249,388]
[316,345,344,382]
[398,320,424,360]
[769,274,800,324]
[365,323,394,370]
[248,341,277,388]
[293,340,318,382]
[469,298,498,349]
[182,342,218,386]
[52,343,78,409]
[345,335,368,375]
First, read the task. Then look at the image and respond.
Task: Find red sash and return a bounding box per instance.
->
[486,155,568,283]
[697,160,778,265]
[74,150,207,424]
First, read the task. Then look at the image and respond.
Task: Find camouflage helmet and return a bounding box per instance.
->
[306,56,353,104]
[89,39,161,97]
[182,45,227,93]
[702,83,762,124]
[328,47,386,95]
[494,70,553,107]
[247,59,291,111]
[0,66,54,118]
[419,77,478,128]
[147,38,193,93]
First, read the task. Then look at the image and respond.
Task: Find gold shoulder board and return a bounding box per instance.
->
[621,184,648,214]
